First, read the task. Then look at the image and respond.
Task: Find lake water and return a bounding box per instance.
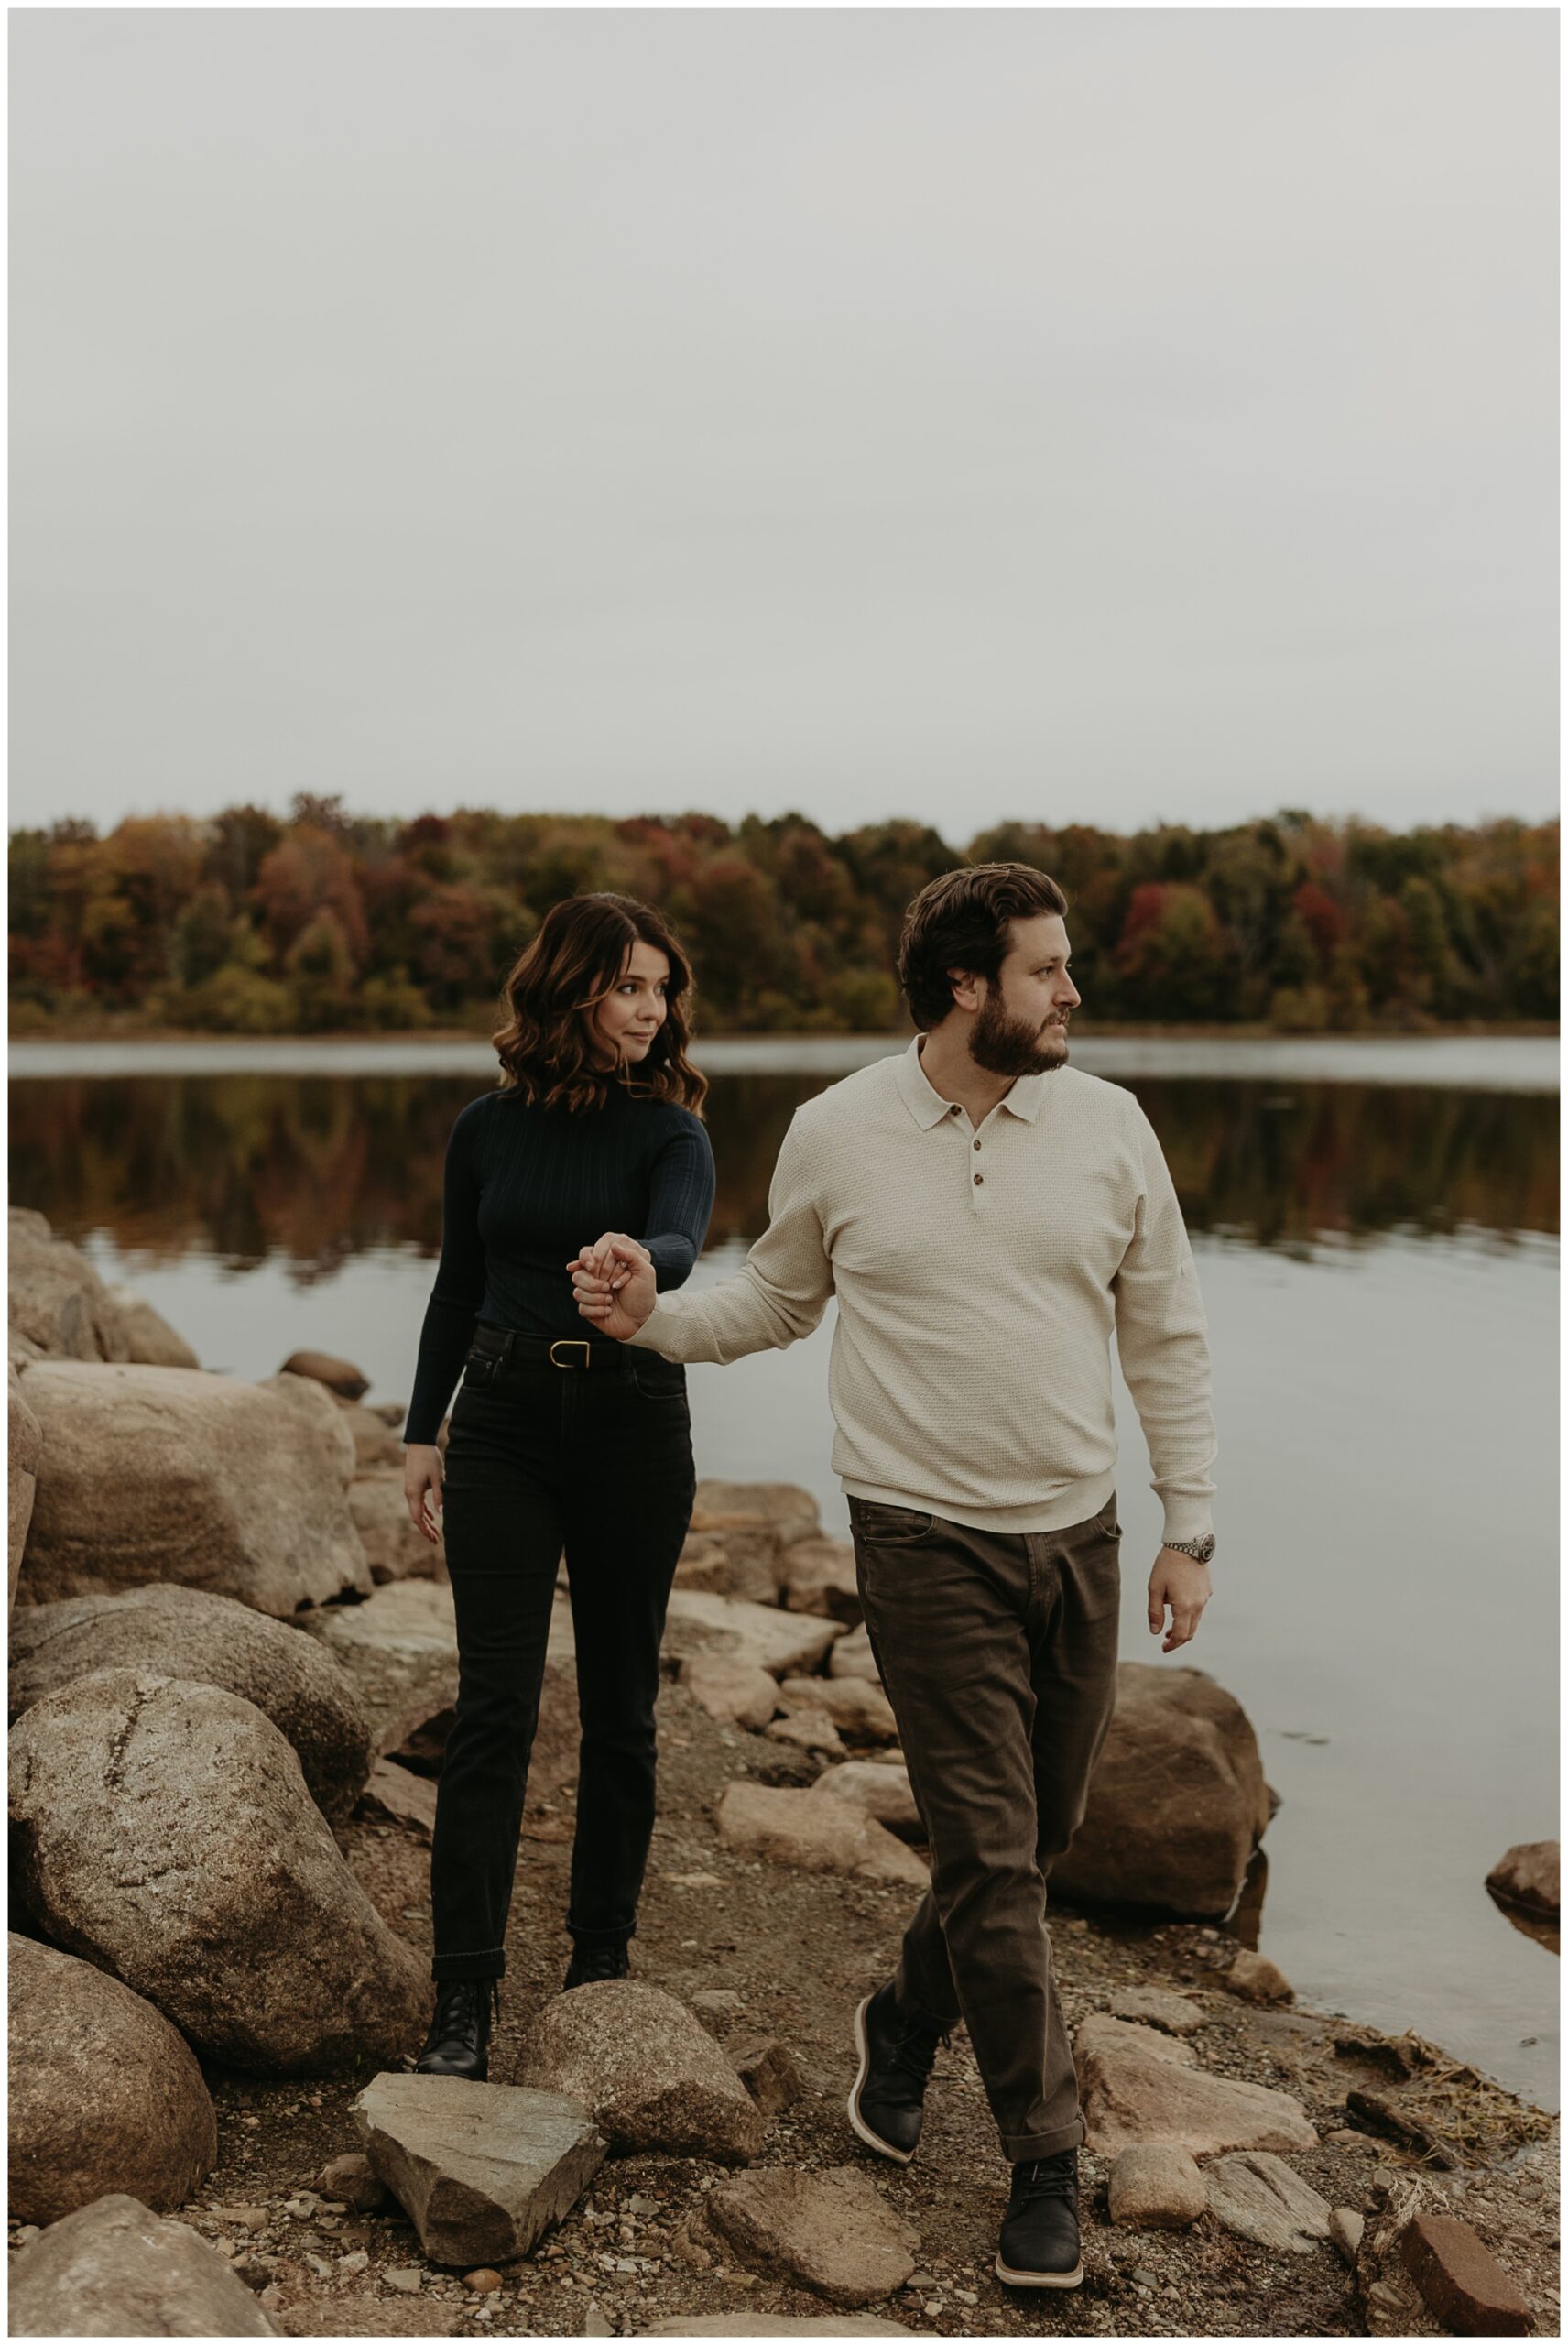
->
[10,1032,1559,2109]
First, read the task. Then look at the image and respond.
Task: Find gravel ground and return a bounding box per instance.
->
[12,1677,1556,2340]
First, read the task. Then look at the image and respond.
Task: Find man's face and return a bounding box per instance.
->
[965,913,1082,1077]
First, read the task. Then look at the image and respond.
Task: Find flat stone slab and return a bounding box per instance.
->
[717,1780,929,1888]
[1076,2020,1317,2157]
[1400,2211,1535,2336]
[641,2322,910,2337]
[1203,2151,1334,2252]
[298,1580,459,1757]
[357,1759,439,1840]
[1108,1987,1209,2036]
[352,2071,604,2267]
[703,2165,919,2307]
[663,1591,844,1679]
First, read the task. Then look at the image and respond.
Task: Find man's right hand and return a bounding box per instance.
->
[568,1233,657,1342]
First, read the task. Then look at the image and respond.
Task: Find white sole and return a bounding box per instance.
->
[994,2254,1084,2290]
[845,1993,916,2165]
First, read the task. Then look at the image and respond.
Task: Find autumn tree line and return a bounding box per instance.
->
[8,797,1559,1036]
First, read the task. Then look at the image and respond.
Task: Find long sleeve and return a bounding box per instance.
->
[641,1117,716,1292]
[404,1105,487,1445]
[1111,1105,1218,1546]
[629,1113,833,1364]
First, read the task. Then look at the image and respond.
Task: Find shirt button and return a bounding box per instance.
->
[973,1139,982,1151]
[974,1173,984,1186]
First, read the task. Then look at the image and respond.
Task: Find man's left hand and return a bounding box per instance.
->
[1148,1551,1212,1653]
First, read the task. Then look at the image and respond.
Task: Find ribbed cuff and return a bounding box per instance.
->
[1160,1503,1214,1548]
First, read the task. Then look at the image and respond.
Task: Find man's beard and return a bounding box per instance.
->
[969,990,1070,1078]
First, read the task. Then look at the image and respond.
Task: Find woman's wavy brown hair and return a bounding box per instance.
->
[492,893,707,1116]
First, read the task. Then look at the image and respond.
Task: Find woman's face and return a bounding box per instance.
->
[591,939,670,1064]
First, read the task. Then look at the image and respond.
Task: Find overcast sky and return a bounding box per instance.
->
[10,9,1558,842]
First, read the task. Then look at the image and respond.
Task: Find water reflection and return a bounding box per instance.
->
[9,1071,1558,1273]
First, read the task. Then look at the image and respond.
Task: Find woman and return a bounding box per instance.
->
[400,892,714,2081]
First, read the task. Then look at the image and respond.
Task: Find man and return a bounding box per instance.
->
[570,863,1217,2291]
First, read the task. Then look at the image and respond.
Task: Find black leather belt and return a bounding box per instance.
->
[469,1328,627,1373]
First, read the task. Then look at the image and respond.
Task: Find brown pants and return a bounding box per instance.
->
[847,1491,1123,2161]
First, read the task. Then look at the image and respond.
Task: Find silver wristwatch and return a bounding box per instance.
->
[1164,1533,1216,1564]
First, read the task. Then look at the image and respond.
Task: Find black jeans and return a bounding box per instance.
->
[430,1325,696,1982]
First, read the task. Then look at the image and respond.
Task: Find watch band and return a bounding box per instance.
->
[1164,1534,1215,1563]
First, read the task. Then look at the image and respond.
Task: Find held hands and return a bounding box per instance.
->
[1148,1550,1211,1653]
[567,1232,657,1342]
[402,1445,444,1547]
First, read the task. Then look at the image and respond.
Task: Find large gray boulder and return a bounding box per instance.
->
[9,1584,375,1821]
[9,1935,218,2223]
[10,1360,41,1606]
[7,2192,275,2336]
[516,1980,765,2163]
[16,1363,371,1616]
[10,1667,429,2074]
[8,1209,132,1365]
[351,2071,604,2266]
[1050,1663,1271,1919]
[105,1285,201,1369]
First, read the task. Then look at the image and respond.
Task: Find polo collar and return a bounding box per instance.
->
[895,1037,1046,1128]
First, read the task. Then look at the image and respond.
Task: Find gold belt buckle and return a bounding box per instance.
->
[548,1339,592,1369]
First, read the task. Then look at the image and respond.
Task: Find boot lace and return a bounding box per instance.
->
[1012,2152,1078,2205]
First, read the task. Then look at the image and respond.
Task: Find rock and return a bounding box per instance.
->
[280,1348,369,1402]
[778,1537,862,1624]
[1486,1840,1560,1925]
[7,2191,274,2335]
[640,2323,910,2337]
[1355,2174,1470,2337]
[349,1473,442,1584]
[1075,2015,1197,2067]
[8,1583,376,1821]
[1331,2208,1366,2263]
[8,1210,132,1365]
[811,1760,921,1841]
[1400,2210,1534,2336]
[690,1989,746,2022]
[686,1483,820,1605]
[1106,2143,1206,2229]
[464,2268,505,2293]
[296,1578,460,1758]
[16,1362,370,1615]
[662,1591,845,1679]
[1074,2014,1317,2157]
[728,2035,804,2117]
[827,1624,882,1685]
[717,1780,930,1887]
[1049,1663,1271,1919]
[316,2153,387,2212]
[10,1666,429,2073]
[1225,1949,1294,2005]
[517,1979,765,2162]
[671,1532,735,1595]
[105,1287,201,1370]
[703,2165,919,2307]
[1108,1987,1208,2035]
[334,1399,407,1472]
[8,1935,217,2223]
[1203,2152,1333,2252]
[10,1362,41,1607]
[778,1674,898,1743]
[358,1758,440,1839]
[766,1709,844,1757]
[385,2266,424,2291]
[351,2071,605,2266]
[680,1652,781,1731]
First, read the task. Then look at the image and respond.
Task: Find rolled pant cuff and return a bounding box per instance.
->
[1004,2115,1085,2163]
[431,1949,506,1982]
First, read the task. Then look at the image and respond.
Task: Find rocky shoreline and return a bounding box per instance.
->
[8,1208,1558,2339]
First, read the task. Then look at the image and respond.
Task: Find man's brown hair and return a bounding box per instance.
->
[493,892,707,1115]
[897,863,1069,1031]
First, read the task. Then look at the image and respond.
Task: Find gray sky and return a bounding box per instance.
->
[9,9,1558,840]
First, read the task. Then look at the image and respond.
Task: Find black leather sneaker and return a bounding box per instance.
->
[846,1980,947,2164]
[415,1980,496,2082]
[995,2150,1083,2289]
[563,1944,631,1991]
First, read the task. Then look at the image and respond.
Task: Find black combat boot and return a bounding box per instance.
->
[995,2149,1083,2289]
[563,1942,631,1991]
[846,1980,947,2164]
[415,1980,496,2082]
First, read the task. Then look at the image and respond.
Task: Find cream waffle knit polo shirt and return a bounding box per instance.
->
[629,1036,1217,1542]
